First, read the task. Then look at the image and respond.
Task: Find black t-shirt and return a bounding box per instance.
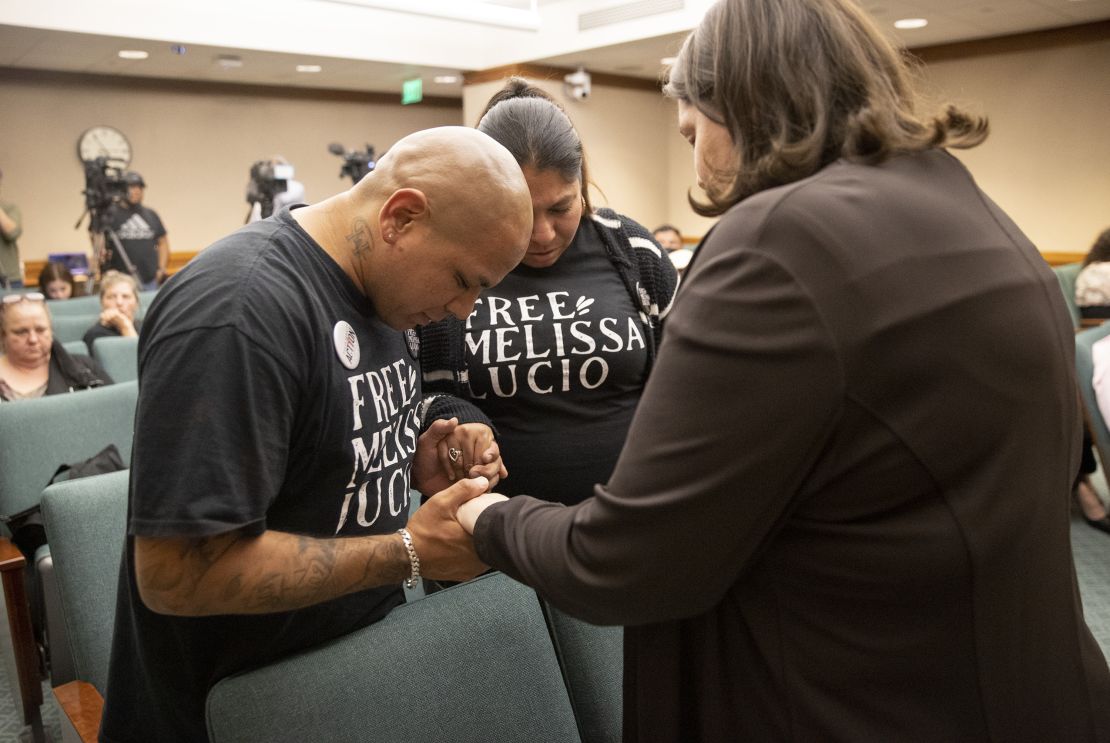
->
[100,208,421,743]
[104,203,166,283]
[463,218,647,505]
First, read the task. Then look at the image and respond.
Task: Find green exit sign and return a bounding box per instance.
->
[402,78,423,105]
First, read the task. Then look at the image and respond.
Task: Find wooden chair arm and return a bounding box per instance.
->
[0,535,45,741]
[53,680,103,743]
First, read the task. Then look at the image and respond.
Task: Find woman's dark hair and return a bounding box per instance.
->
[476,77,593,212]
[663,0,989,216]
[1082,228,1110,267]
[38,261,76,296]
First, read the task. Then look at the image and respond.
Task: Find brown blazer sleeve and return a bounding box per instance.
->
[474,220,844,625]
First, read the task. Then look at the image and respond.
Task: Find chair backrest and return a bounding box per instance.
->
[50,314,99,347]
[0,381,137,519]
[61,340,91,358]
[136,289,158,320]
[1053,262,1082,330]
[92,336,139,384]
[1076,323,1110,464]
[206,572,584,743]
[46,296,103,317]
[39,470,129,695]
[541,605,623,743]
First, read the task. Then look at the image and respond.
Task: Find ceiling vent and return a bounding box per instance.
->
[579,0,684,31]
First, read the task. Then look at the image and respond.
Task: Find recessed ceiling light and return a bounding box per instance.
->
[216,54,243,69]
[661,56,677,65]
[118,50,149,60]
[894,18,928,29]
[296,64,323,73]
[434,75,459,84]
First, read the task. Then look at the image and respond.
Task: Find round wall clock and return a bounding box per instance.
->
[77,125,132,167]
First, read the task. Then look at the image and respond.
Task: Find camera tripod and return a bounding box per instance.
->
[75,204,138,288]
[91,226,138,282]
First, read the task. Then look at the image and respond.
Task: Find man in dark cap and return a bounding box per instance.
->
[99,170,170,289]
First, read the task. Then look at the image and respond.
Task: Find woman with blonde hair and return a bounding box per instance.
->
[82,270,141,352]
[0,293,110,401]
[458,1,1110,740]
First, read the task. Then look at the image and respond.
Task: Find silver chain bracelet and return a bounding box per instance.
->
[397,528,421,589]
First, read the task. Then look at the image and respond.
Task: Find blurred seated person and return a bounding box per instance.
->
[38,261,77,300]
[0,293,111,401]
[1074,227,1110,319]
[653,223,694,274]
[1083,333,1110,534]
[82,270,140,352]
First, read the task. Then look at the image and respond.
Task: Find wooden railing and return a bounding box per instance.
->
[21,252,199,294]
[18,248,1083,290]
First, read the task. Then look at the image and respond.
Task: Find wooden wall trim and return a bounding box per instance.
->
[0,66,462,108]
[910,19,1110,64]
[23,251,199,290]
[22,249,1079,286]
[1042,251,1086,267]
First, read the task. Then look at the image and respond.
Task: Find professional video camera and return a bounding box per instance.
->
[75,157,137,282]
[328,142,375,185]
[81,157,128,225]
[246,159,295,220]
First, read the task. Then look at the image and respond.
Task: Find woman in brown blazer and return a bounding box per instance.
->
[458,0,1110,740]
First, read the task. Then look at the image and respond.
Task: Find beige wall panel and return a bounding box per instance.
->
[463,77,672,234]
[921,35,1110,255]
[662,28,1110,251]
[0,71,461,272]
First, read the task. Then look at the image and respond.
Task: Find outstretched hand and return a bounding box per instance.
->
[406,476,491,582]
[456,493,509,534]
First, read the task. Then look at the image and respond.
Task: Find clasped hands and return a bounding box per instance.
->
[405,418,508,582]
[99,307,137,336]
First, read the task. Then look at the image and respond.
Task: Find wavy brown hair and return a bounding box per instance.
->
[476,77,594,213]
[1082,228,1110,266]
[663,0,989,216]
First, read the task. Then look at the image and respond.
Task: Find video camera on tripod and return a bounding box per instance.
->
[75,157,140,283]
[328,142,375,185]
[80,157,128,227]
[246,159,298,221]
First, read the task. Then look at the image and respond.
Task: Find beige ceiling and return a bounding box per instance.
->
[1,0,1108,97]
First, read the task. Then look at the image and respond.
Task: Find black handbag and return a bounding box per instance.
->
[0,444,126,560]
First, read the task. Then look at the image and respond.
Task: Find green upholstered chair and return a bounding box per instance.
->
[1053,262,1082,331]
[206,572,585,743]
[91,336,139,384]
[541,604,623,743]
[45,296,102,317]
[1075,322,1110,466]
[40,470,129,743]
[136,289,158,320]
[0,382,137,739]
[49,315,99,348]
[61,340,91,358]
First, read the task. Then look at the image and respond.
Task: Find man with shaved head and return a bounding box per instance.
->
[100,127,533,743]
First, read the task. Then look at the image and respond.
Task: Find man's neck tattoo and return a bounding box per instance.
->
[346,219,374,260]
